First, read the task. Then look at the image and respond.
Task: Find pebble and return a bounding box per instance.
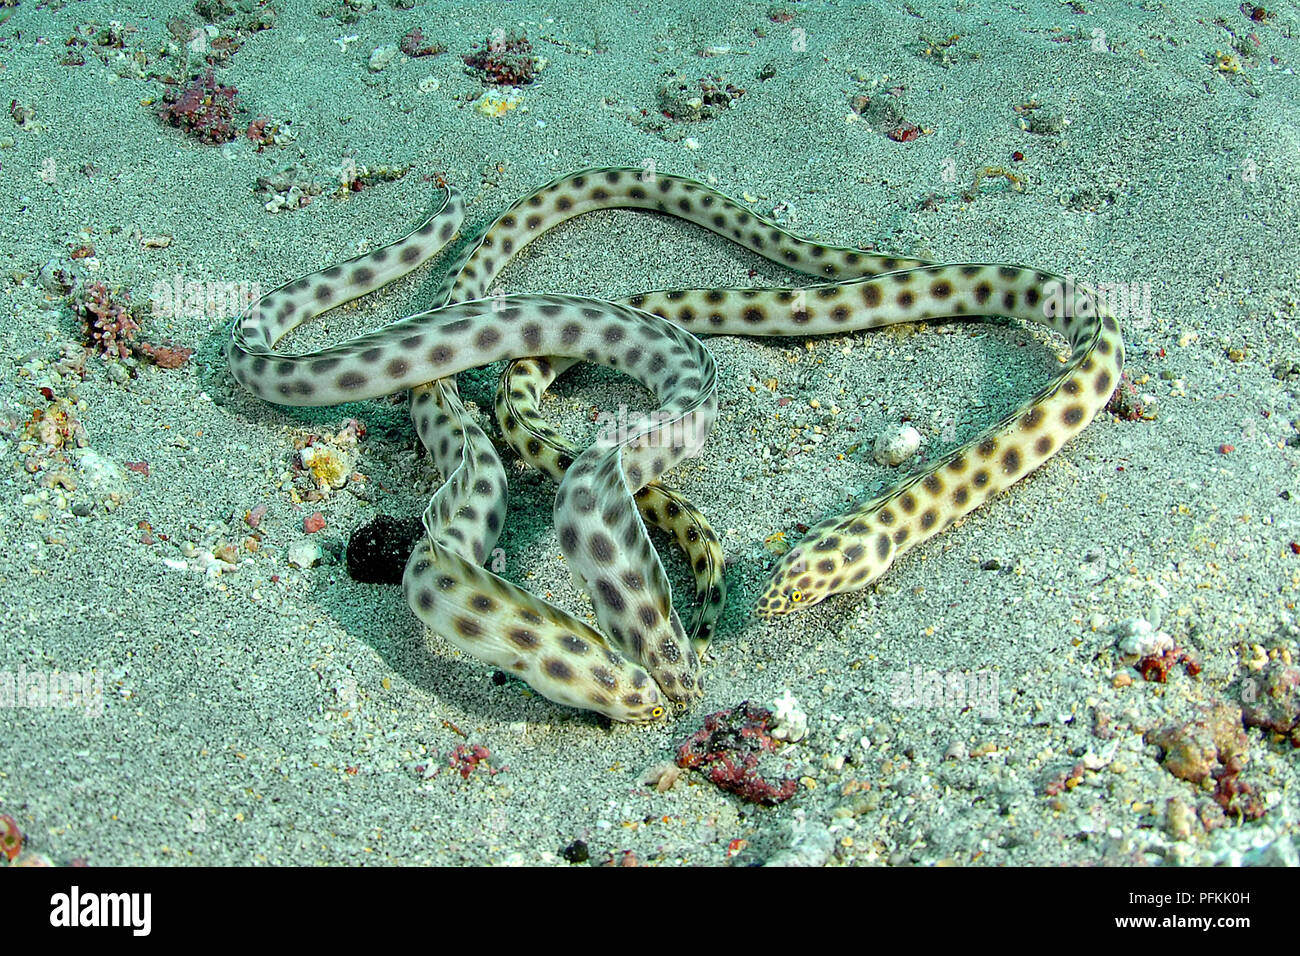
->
[300,443,352,490]
[37,256,81,294]
[1113,617,1173,659]
[73,449,128,509]
[1165,797,1195,840]
[873,424,921,466]
[561,840,589,863]
[770,689,808,742]
[474,88,524,117]
[287,540,323,569]
[1240,661,1300,734]
[368,43,399,72]
[639,761,681,792]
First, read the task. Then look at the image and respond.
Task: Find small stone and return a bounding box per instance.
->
[1242,835,1298,867]
[770,689,808,742]
[763,820,834,867]
[1113,617,1172,660]
[1165,797,1195,840]
[474,88,524,117]
[873,424,921,466]
[639,761,681,792]
[1082,739,1118,770]
[300,443,352,490]
[1273,360,1300,380]
[287,540,323,569]
[10,849,53,867]
[37,256,82,294]
[561,839,589,864]
[1240,662,1300,737]
[368,43,399,72]
[1147,702,1248,784]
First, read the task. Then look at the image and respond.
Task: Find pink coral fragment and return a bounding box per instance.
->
[159,69,240,144]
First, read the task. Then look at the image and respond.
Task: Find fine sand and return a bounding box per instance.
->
[1,0,1297,865]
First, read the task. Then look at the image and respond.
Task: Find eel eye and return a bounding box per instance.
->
[650,706,665,719]
[789,589,803,604]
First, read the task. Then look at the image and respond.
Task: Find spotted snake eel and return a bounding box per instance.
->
[228,168,1124,723]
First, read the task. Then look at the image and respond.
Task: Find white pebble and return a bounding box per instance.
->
[873,424,922,466]
[1113,617,1173,659]
[72,448,127,502]
[770,689,808,742]
[287,540,323,569]
[1082,739,1118,770]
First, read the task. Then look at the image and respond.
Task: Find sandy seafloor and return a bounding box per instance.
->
[0,0,1298,867]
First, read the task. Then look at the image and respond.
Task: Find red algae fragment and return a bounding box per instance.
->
[1137,645,1201,682]
[446,743,499,779]
[400,27,445,58]
[677,701,799,805]
[158,69,241,144]
[135,341,194,369]
[70,282,192,368]
[463,32,541,86]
